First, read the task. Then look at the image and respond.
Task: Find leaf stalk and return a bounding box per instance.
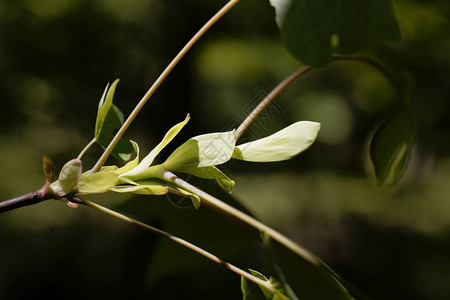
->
[91,0,240,173]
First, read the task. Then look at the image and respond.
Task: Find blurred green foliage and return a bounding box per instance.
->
[1,0,450,299]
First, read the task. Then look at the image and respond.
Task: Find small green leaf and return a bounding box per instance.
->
[77,171,119,194]
[176,165,235,193]
[241,269,287,300]
[50,159,82,196]
[370,111,413,186]
[94,79,133,161]
[261,233,300,300]
[164,130,236,171]
[120,115,190,178]
[241,270,270,300]
[115,140,140,175]
[233,121,320,162]
[111,179,169,195]
[95,80,118,139]
[167,185,202,209]
[100,165,119,172]
[269,0,401,66]
[58,159,82,193]
[42,155,54,182]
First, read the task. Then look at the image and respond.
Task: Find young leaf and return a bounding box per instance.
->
[42,155,54,183]
[232,121,320,162]
[59,159,82,193]
[94,79,133,160]
[49,159,82,196]
[241,269,288,300]
[77,171,119,194]
[111,179,169,195]
[167,184,202,209]
[163,130,236,171]
[174,165,235,193]
[258,237,356,299]
[261,233,300,300]
[120,115,190,178]
[115,141,140,175]
[269,0,401,67]
[370,111,413,186]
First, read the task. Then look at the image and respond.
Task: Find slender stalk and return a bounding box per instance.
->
[77,138,96,160]
[161,170,321,265]
[237,56,400,141]
[91,0,240,173]
[236,66,312,140]
[81,198,285,299]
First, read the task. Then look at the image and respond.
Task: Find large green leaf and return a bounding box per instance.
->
[163,130,236,171]
[232,121,320,162]
[370,111,413,186]
[94,79,133,161]
[269,0,401,66]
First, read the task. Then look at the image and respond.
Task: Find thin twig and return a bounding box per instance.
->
[235,66,312,140]
[77,138,97,160]
[91,0,240,173]
[161,170,320,264]
[81,198,285,298]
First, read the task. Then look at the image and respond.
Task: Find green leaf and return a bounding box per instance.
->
[95,80,119,139]
[261,233,300,300]
[49,159,82,196]
[176,165,235,193]
[269,0,401,66]
[252,232,355,300]
[120,115,190,178]
[77,171,119,194]
[111,179,169,195]
[241,270,270,300]
[164,130,236,171]
[94,79,133,161]
[241,269,287,300]
[59,159,82,192]
[232,121,320,162]
[115,140,140,175]
[370,111,413,186]
[100,165,119,172]
[167,184,202,209]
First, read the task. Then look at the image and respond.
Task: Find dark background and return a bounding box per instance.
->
[1,0,450,299]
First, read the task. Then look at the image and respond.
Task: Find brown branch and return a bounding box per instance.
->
[0,190,51,213]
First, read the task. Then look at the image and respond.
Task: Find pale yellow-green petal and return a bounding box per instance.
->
[163,130,236,172]
[121,114,190,178]
[233,121,320,162]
